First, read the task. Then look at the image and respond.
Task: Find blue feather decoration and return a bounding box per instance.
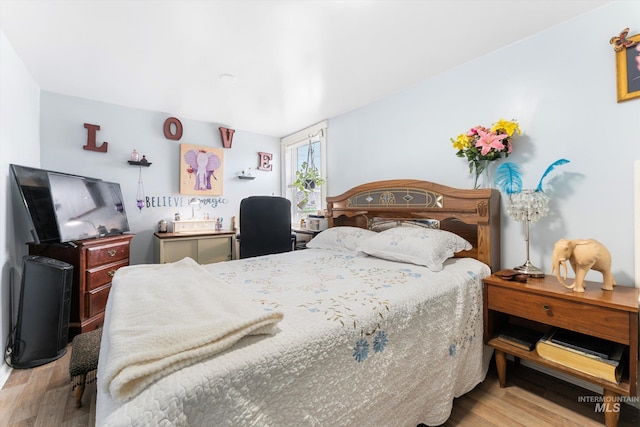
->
[535,159,570,192]
[495,162,522,195]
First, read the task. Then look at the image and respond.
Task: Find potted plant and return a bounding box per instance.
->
[294,161,324,209]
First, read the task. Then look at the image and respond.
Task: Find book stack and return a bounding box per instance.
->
[497,324,545,351]
[535,328,625,383]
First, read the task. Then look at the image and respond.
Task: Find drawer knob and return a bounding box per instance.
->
[543,304,551,311]
[107,269,116,277]
[107,249,117,257]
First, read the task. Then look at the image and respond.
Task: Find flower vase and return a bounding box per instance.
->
[473,160,493,189]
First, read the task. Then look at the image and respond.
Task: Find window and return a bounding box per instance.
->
[281,121,327,223]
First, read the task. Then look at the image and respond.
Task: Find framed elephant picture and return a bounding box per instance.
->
[179,143,224,195]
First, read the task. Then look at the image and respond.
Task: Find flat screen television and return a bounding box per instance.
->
[10,164,130,244]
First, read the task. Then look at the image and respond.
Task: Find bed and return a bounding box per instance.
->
[96,179,501,426]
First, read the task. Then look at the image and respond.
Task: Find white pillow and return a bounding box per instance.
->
[306,226,377,252]
[357,227,472,271]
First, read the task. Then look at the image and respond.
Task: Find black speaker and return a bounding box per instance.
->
[10,255,73,369]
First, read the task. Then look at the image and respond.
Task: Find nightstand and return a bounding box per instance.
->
[292,228,321,250]
[483,274,639,427]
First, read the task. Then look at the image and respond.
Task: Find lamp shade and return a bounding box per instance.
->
[188,198,200,219]
[507,189,549,223]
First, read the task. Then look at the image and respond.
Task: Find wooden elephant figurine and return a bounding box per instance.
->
[551,238,616,292]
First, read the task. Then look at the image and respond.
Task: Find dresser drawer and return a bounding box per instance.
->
[487,285,630,343]
[87,284,111,318]
[80,315,104,333]
[86,259,129,291]
[86,241,130,268]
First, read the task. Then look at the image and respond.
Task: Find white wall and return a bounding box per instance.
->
[0,30,41,388]
[327,1,640,285]
[39,92,281,264]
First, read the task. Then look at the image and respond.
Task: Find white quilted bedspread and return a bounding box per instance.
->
[97,249,492,426]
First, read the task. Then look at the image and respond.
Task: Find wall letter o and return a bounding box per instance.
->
[163,117,183,140]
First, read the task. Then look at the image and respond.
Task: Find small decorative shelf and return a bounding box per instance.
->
[238,175,255,180]
[128,161,152,167]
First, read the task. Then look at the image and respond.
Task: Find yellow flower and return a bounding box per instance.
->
[492,119,521,137]
[452,134,473,150]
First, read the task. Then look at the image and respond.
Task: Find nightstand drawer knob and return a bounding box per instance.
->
[107,249,117,257]
[107,269,116,277]
[543,304,551,311]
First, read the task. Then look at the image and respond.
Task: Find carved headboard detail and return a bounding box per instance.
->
[346,188,443,209]
[326,179,501,272]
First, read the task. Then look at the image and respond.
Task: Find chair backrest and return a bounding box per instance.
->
[239,196,293,259]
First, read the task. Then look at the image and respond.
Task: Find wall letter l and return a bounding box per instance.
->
[83,123,108,152]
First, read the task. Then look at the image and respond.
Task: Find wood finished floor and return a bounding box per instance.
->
[0,344,95,427]
[0,346,638,426]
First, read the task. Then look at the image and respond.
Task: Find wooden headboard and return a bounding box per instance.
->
[326,179,501,272]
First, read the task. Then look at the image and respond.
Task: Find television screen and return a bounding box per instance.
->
[47,172,130,242]
[10,164,130,244]
[10,164,60,243]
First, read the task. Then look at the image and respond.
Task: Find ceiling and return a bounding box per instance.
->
[0,0,613,137]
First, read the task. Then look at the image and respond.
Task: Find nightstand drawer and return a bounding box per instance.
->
[487,285,630,343]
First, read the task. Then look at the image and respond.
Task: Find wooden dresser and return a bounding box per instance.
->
[484,274,639,427]
[29,234,134,339]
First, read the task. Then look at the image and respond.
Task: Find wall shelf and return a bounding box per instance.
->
[128,161,152,167]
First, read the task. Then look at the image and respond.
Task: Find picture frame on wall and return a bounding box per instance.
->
[615,32,640,102]
[180,143,224,195]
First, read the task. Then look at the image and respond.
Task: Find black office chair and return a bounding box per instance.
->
[238,196,295,259]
